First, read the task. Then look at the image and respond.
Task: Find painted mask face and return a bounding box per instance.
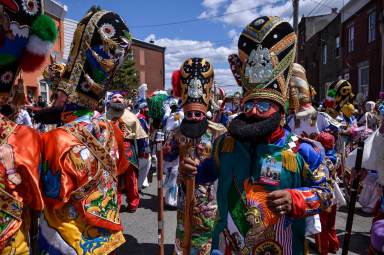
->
[0,0,42,94]
[59,10,131,109]
[326,80,355,115]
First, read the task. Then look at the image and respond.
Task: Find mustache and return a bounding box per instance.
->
[228,112,281,144]
[109,102,125,111]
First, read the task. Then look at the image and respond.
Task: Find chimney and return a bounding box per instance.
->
[331,8,338,14]
[149,39,155,44]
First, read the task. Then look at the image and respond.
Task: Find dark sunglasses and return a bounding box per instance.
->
[243,100,272,113]
[185,111,205,120]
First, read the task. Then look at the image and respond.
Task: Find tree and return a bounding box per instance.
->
[110,49,140,93]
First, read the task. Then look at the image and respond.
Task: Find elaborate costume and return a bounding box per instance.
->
[175,58,226,254]
[38,9,131,254]
[210,16,332,255]
[106,92,148,212]
[0,1,57,254]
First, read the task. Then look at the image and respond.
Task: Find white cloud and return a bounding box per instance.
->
[144,34,239,94]
[199,0,350,28]
[198,0,228,18]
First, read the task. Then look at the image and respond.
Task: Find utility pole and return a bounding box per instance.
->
[293,0,299,61]
[293,0,299,33]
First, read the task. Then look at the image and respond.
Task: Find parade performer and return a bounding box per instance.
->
[162,85,184,207]
[38,9,131,254]
[175,58,226,254]
[106,91,148,212]
[0,0,57,253]
[192,16,332,255]
[135,84,152,190]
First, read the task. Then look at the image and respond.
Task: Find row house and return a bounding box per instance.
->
[298,0,383,102]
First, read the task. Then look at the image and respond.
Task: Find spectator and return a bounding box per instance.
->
[36,96,47,108]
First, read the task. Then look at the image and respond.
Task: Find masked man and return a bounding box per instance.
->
[0,1,57,253]
[174,58,226,254]
[38,9,131,254]
[107,92,148,212]
[181,17,332,255]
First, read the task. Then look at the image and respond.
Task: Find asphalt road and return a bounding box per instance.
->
[116,180,373,255]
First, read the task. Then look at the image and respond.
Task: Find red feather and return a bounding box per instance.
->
[171,70,182,97]
[19,51,46,72]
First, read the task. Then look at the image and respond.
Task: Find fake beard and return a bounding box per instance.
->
[34,106,64,124]
[180,118,209,139]
[228,112,281,144]
[0,104,15,117]
[108,102,125,118]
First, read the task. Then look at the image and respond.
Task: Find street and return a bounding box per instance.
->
[116,180,373,255]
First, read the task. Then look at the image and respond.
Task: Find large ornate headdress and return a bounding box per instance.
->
[179,57,214,114]
[288,63,317,118]
[324,79,355,117]
[57,10,131,110]
[0,0,57,104]
[228,16,297,110]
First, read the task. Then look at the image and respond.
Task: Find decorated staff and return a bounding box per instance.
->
[0,1,57,254]
[175,58,226,254]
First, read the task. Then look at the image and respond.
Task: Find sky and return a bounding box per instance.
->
[59,0,349,94]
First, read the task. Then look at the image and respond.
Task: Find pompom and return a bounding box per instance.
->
[31,15,58,43]
[171,70,181,97]
[25,35,53,55]
[19,51,46,71]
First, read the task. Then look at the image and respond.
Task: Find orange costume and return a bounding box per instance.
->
[38,115,126,254]
[36,8,132,255]
[0,116,43,254]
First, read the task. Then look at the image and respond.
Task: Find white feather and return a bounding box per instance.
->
[25,35,53,56]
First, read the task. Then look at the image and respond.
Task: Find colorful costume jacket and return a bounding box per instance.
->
[175,121,226,255]
[211,129,332,255]
[0,115,43,254]
[38,114,125,255]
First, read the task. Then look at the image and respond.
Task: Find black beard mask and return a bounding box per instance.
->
[0,104,15,117]
[228,112,281,144]
[34,106,64,124]
[109,102,125,112]
[180,118,209,139]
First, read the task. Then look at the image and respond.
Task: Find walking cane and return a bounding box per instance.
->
[155,130,165,255]
[182,138,197,255]
[342,140,365,255]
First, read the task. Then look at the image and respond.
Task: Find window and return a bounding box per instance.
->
[358,65,369,98]
[335,36,340,57]
[368,11,376,43]
[347,25,355,52]
[322,44,327,64]
[140,70,145,84]
[40,81,48,102]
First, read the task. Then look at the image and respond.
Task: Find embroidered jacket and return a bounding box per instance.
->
[38,114,125,255]
[0,114,43,254]
[211,129,332,255]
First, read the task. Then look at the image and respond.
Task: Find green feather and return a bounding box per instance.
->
[148,94,168,120]
[31,15,58,42]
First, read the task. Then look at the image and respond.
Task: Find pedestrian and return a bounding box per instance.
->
[183,16,332,255]
[0,1,57,253]
[37,9,131,254]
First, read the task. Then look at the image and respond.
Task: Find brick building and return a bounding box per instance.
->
[298,12,340,101]
[341,0,383,101]
[131,39,165,93]
[22,0,67,102]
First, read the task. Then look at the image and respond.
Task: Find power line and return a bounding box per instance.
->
[306,0,328,16]
[131,6,259,28]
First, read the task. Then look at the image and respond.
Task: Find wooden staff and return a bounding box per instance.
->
[182,139,197,255]
[342,140,365,255]
[155,130,165,255]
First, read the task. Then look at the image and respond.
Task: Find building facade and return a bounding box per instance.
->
[22,0,67,102]
[298,12,340,101]
[131,39,165,93]
[341,0,383,101]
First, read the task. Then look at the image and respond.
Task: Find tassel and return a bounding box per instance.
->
[282,150,298,173]
[221,136,235,153]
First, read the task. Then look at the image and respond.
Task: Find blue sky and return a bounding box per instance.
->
[59,0,349,93]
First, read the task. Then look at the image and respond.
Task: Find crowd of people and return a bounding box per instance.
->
[1,2,384,255]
